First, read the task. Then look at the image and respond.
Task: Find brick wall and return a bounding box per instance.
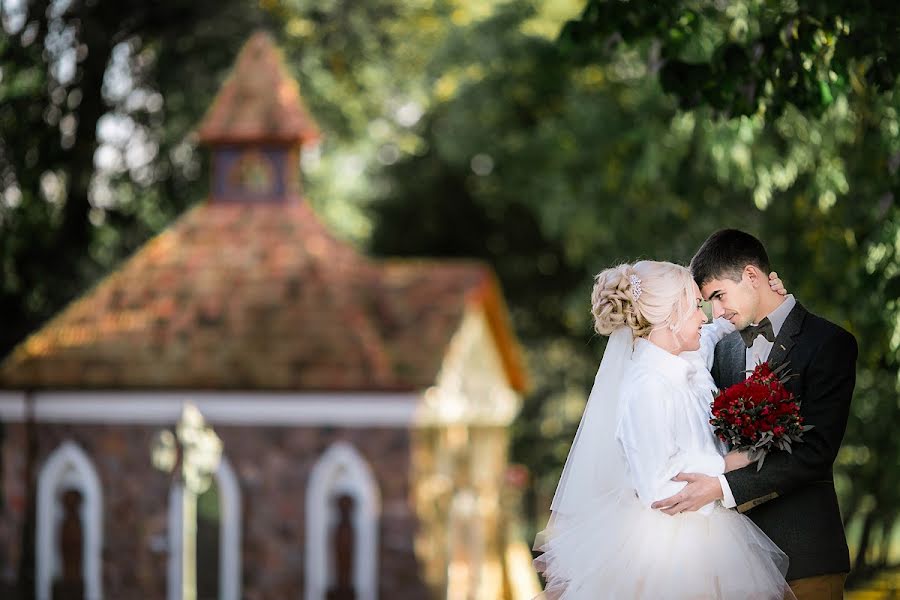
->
[0,420,430,599]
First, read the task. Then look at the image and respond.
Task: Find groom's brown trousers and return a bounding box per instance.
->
[787,573,847,600]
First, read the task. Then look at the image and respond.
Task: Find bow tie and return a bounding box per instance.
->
[740,317,776,347]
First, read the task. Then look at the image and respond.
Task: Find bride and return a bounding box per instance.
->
[533,260,795,599]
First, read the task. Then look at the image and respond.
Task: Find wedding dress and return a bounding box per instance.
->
[534,319,794,599]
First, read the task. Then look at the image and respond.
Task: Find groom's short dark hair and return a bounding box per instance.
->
[690,229,771,287]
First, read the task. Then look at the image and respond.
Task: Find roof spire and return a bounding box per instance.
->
[196,31,320,203]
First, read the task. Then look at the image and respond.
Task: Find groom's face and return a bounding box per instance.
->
[699,269,761,330]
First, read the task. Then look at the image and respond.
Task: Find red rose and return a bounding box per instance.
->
[709,361,812,470]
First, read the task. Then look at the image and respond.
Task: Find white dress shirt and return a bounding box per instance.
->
[718,294,797,508]
[745,294,797,372]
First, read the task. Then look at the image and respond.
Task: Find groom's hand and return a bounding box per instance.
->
[651,473,723,515]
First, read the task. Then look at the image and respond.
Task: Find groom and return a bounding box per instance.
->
[651,229,857,599]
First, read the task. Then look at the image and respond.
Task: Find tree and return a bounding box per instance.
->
[3,0,898,585]
[560,0,900,580]
[0,0,275,358]
[0,2,274,596]
[563,0,900,119]
[365,0,900,581]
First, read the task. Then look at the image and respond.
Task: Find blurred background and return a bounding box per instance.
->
[1,0,899,597]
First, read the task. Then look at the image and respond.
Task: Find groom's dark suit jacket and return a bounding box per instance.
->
[711,301,857,581]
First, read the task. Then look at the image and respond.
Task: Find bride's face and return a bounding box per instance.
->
[673,282,708,352]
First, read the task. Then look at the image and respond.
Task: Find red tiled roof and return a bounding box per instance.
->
[196,31,320,146]
[0,202,526,392]
[0,30,526,393]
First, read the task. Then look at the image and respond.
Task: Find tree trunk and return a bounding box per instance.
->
[877,518,896,568]
[56,6,115,276]
[17,392,38,600]
[853,509,878,574]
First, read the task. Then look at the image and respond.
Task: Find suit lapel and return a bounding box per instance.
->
[723,333,747,387]
[766,301,808,371]
[715,302,808,387]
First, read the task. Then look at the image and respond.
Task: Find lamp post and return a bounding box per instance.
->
[152,404,222,600]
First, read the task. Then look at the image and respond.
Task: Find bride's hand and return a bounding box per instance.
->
[769,271,787,295]
[724,450,753,472]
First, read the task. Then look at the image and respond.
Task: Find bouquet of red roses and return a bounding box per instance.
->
[709,361,812,471]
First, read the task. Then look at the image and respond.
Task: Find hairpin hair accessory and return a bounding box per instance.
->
[629,274,643,301]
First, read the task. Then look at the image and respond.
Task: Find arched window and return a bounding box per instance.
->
[305,442,380,600]
[196,477,221,599]
[36,441,103,600]
[168,457,242,600]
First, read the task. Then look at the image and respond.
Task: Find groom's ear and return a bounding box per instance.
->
[743,265,764,287]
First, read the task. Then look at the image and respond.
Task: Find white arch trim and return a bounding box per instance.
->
[167,456,242,600]
[305,442,380,600]
[36,441,103,600]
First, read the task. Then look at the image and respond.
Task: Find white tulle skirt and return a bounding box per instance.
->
[533,490,794,600]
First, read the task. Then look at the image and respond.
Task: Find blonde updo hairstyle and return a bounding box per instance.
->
[591,260,698,338]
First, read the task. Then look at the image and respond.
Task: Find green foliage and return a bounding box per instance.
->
[0,0,274,355]
[561,0,900,579]
[565,0,900,119]
[366,0,900,579]
[1,0,898,584]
